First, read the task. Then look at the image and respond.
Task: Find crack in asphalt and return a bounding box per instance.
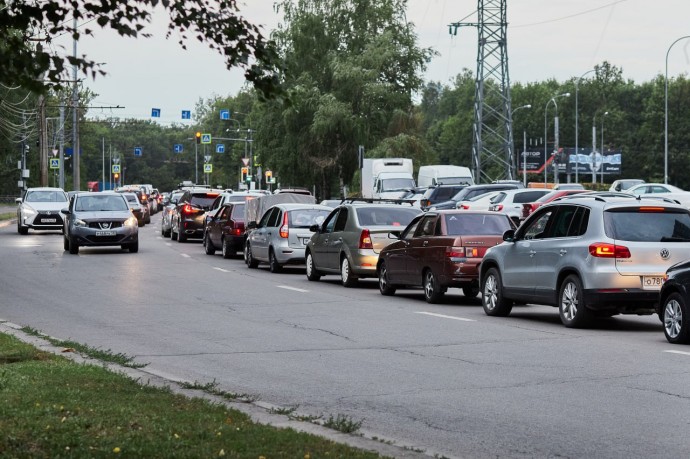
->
[276,319,355,342]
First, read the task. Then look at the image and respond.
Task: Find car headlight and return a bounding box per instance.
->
[124,216,138,227]
[74,218,87,227]
[22,205,37,216]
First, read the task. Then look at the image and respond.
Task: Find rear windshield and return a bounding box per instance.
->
[25,190,67,202]
[356,207,420,227]
[190,194,218,209]
[604,208,690,242]
[123,194,138,203]
[75,195,128,212]
[288,209,331,228]
[445,214,512,236]
[231,204,245,221]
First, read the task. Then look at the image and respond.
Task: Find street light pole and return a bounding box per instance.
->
[511,104,531,185]
[600,111,609,185]
[665,35,690,185]
[575,69,595,184]
[544,93,570,186]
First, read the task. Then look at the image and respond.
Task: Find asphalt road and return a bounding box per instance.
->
[1,214,689,458]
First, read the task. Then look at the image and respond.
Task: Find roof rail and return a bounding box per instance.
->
[553,192,681,205]
[342,197,417,206]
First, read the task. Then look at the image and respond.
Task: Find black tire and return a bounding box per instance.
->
[245,242,258,269]
[204,233,216,255]
[481,267,513,316]
[663,292,690,344]
[145,214,151,224]
[462,285,480,298]
[423,269,444,304]
[340,256,358,287]
[17,218,28,235]
[305,251,321,281]
[68,237,79,255]
[378,262,396,296]
[63,235,69,251]
[160,225,165,237]
[177,223,187,242]
[222,237,234,259]
[269,248,282,273]
[170,222,178,241]
[128,241,139,253]
[558,274,592,328]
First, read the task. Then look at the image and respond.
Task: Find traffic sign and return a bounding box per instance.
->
[220,109,230,120]
[241,157,249,166]
[201,134,212,144]
[112,164,121,174]
[181,110,191,120]
[216,144,225,154]
[134,147,143,157]
[49,158,60,169]
[151,108,161,117]
[204,155,212,162]
[204,164,213,173]
[173,144,183,153]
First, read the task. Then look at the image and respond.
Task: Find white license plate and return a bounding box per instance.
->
[642,276,664,290]
[302,238,310,245]
[95,231,116,236]
[41,218,56,223]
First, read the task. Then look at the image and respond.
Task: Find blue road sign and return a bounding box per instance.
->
[112,164,121,174]
[216,144,225,153]
[220,109,230,120]
[64,148,82,156]
[151,108,161,117]
[49,158,60,169]
[174,144,184,153]
[201,134,212,144]
[134,147,143,157]
[181,110,191,120]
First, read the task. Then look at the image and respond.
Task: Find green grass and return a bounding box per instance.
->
[0,332,384,458]
[0,212,14,221]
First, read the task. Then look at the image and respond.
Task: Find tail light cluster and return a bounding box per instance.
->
[182,204,202,215]
[359,229,373,249]
[279,212,289,238]
[489,204,504,212]
[589,242,631,258]
[446,246,480,259]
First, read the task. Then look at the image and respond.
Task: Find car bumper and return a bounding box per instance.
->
[70,227,138,247]
[22,212,64,230]
[584,288,658,313]
[351,251,380,278]
[439,258,482,287]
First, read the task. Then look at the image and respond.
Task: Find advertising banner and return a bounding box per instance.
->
[519,148,622,176]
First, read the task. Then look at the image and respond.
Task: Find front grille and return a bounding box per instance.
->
[34,213,64,226]
[88,221,123,229]
[84,235,124,244]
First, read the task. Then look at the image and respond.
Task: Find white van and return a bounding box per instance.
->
[417,165,474,188]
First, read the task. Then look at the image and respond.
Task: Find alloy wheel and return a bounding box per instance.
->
[665,299,683,340]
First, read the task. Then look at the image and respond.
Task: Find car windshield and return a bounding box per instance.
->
[381,178,415,192]
[605,209,690,242]
[123,194,138,203]
[25,190,67,202]
[288,209,331,228]
[75,195,128,212]
[356,207,420,227]
[445,214,512,235]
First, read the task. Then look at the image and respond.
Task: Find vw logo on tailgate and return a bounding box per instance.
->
[660,248,670,260]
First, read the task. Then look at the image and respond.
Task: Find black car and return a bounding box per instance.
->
[170,188,221,242]
[429,183,520,210]
[659,261,690,344]
[419,184,468,210]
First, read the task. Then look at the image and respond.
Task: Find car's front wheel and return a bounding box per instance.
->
[305,251,321,281]
[128,241,139,253]
[663,292,690,344]
[482,267,512,316]
[378,262,396,296]
[68,237,79,255]
[559,275,591,328]
[17,217,28,235]
[423,269,444,304]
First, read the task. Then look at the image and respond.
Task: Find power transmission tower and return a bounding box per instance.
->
[450,0,514,183]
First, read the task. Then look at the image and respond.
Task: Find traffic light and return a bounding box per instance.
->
[195,132,202,144]
[241,166,248,182]
[113,173,120,180]
[265,170,272,179]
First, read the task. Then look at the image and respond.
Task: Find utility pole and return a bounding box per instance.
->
[59,102,65,189]
[39,95,49,186]
[72,16,80,191]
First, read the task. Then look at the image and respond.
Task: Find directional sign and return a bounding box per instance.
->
[112,164,121,174]
[220,109,230,120]
[151,108,161,117]
[204,164,213,173]
[173,144,183,153]
[216,144,225,154]
[134,147,143,157]
[49,158,60,169]
[181,110,191,120]
[201,134,212,144]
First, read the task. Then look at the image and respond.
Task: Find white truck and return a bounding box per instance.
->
[361,158,415,200]
[417,165,474,188]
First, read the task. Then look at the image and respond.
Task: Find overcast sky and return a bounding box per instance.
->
[59,0,690,124]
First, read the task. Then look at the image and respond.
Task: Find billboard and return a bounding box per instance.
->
[519,148,622,176]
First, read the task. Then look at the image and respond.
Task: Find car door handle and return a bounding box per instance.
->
[529,250,536,257]
[559,249,567,256]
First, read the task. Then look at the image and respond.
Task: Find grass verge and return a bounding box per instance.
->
[0,212,14,221]
[0,332,384,458]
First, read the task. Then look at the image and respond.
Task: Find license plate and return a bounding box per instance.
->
[642,276,664,290]
[302,238,310,245]
[41,218,56,223]
[95,231,116,236]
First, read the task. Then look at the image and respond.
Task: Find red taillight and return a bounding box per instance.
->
[459,203,470,210]
[490,204,504,212]
[422,199,431,208]
[446,246,464,258]
[638,207,665,212]
[279,211,289,238]
[183,204,193,214]
[359,229,373,249]
[589,242,631,258]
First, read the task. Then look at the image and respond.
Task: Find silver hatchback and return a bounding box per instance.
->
[480,194,690,327]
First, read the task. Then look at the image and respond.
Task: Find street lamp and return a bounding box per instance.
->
[575,69,595,184]
[512,104,532,186]
[665,35,690,184]
[600,111,609,185]
[544,92,570,186]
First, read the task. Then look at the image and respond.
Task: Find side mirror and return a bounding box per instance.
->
[309,224,320,233]
[388,231,401,239]
[61,208,70,215]
[502,229,515,242]
[247,221,258,230]
[15,197,22,204]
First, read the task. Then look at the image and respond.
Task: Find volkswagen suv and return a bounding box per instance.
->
[479,194,690,327]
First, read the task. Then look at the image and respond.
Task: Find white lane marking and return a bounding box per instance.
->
[277,285,309,293]
[415,311,475,322]
[181,253,191,258]
[213,267,230,273]
[165,243,172,247]
[664,350,690,356]
[15,244,42,247]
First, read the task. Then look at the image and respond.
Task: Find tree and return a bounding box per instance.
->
[0,0,282,98]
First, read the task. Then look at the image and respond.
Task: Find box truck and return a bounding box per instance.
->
[417,165,474,188]
[361,158,415,199]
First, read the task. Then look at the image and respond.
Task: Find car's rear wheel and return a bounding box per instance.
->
[482,267,513,316]
[663,293,690,344]
[269,248,282,273]
[170,221,178,241]
[305,251,321,281]
[177,223,187,242]
[462,285,480,298]
[423,269,444,304]
[559,275,592,328]
[245,242,258,269]
[128,241,139,253]
[204,233,216,255]
[340,256,358,287]
[378,262,396,296]
[68,237,79,255]
[222,237,234,259]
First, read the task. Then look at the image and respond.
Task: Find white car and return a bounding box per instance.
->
[625,183,690,208]
[485,188,552,224]
[16,187,68,234]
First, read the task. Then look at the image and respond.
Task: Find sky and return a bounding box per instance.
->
[55,0,690,125]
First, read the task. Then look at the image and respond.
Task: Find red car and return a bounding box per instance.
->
[521,189,587,220]
[376,210,514,303]
[203,202,246,258]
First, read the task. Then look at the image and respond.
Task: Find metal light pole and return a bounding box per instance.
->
[665,35,690,185]
[600,111,609,185]
[544,93,570,186]
[511,104,531,185]
[575,69,595,184]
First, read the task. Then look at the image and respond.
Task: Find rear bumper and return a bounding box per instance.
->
[584,288,658,313]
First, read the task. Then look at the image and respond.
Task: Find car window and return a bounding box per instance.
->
[650,186,669,193]
[445,214,512,235]
[604,208,690,242]
[514,190,549,203]
[567,207,590,237]
[414,215,437,237]
[434,187,460,201]
[267,208,281,227]
[490,192,506,204]
[290,209,330,228]
[521,209,555,240]
[258,209,272,228]
[321,209,339,234]
[190,194,217,209]
[355,207,419,227]
[334,208,348,231]
[231,204,245,221]
[402,216,422,240]
[218,206,231,220]
[550,205,580,238]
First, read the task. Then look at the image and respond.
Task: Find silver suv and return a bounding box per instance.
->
[479,194,690,327]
